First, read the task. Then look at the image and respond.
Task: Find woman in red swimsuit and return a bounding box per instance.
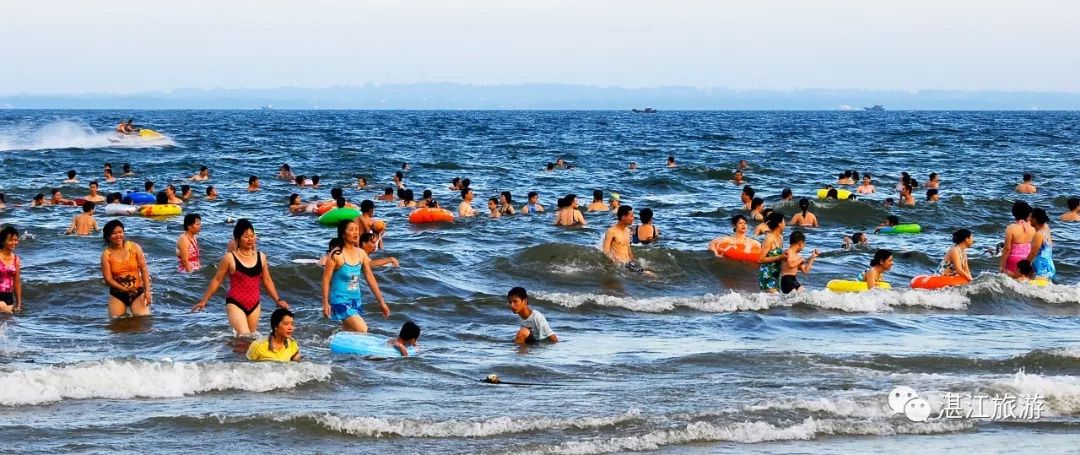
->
[192,219,289,336]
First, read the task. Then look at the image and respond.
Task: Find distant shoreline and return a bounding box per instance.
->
[3,84,1080,110]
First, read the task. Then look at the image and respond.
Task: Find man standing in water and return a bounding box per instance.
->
[603,205,653,276]
[458,188,475,217]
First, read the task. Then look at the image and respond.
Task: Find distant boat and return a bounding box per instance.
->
[864,105,884,111]
[261,105,273,110]
[632,108,657,113]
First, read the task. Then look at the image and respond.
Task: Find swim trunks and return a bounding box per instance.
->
[780,275,801,294]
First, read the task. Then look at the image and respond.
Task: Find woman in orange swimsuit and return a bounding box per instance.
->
[100,220,152,318]
[192,219,288,336]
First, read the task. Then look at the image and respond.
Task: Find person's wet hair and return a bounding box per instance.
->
[729,214,747,230]
[886,215,899,226]
[269,308,294,339]
[1068,198,1080,211]
[82,201,95,212]
[1011,201,1032,221]
[0,226,18,246]
[335,197,347,208]
[951,228,972,245]
[331,188,343,200]
[233,218,255,241]
[360,199,374,214]
[501,191,513,204]
[183,213,201,230]
[507,286,528,301]
[1030,208,1049,227]
[926,189,939,200]
[1017,259,1034,277]
[205,186,215,196]
[617,205,633,219]
[751,197,765,211]
[1023,173,1033,182]
[460,188,471,199]
[67,170,76,179]
[766,212,784,230]
[399,321,421,341]
[742,185,755,197]
[289,193,300,205]
[180,184,191,195]
[102,219,124,246]
[781,188,792,199]
[826,188,839,199]
[789,231,805,245]
[423,189,433,200]
[592,190,603,202]
[384,187,394,195]
[640,208,653,224]
[870,249,892,267]
[852,232,866,244]
[248,175,258,185]
[798,198,810,213]
[155,191,168,204]
[461,178,471,189]
[311,175,320,185]
[144,181,154,192]
[295,175,305,186]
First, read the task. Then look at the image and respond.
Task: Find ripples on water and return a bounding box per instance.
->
[0,111,1078,453]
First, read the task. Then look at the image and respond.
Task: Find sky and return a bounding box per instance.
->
[2,0,1078,94]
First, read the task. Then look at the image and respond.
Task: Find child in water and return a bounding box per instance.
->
[842,232,869,250]
[780,231,818,294]
[874,215,900,233]
[1015,260,1036,283]
[389,321,422,357]
[508,286,557,344]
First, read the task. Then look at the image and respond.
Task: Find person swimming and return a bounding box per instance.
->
[632,208,659,244]
[856,174,876,194]
[856,249,893,289]
[842,232,869,250]
[789,198,819,227]
[554,194,586,226]
[940,229,974,282]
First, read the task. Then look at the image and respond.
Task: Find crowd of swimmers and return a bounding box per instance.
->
[1,156,1078,361]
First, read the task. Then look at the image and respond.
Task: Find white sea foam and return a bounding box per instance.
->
[539,288,968,314]
[0,359,331,406]
[964,275,1080,304]
[290,409,641,438]
[745,396,894,419]
[987,371,1080,416]
[537,417,973,454]
[0,120,176,151]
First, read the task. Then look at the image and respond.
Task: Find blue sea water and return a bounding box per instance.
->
[0,110,1078,454]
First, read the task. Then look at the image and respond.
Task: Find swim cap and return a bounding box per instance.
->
[611,192,620,201]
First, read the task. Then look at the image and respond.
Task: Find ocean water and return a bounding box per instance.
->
[0,110,1078,454]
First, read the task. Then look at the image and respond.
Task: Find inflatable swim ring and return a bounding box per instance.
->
[1028,278,1050,287]
[826,279,892,293]
[816,189,853,200]
[879,224,922,234]
[315,201,358,216]
[409,208,455,224]
[717,244,762,263]
[318,207,360,226]
[123,192,156,205]
[911,275,969,290]
[329,332,415,357]
[105,203,139,216]
[139,204,182,217]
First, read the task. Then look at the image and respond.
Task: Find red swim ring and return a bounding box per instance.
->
[910,275,969,290]
[409,208,455,224]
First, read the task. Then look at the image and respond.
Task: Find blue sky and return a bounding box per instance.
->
[2,0,1077,94]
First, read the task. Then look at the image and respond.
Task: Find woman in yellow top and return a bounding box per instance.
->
[247,308,301,362]
[100,220,152,318]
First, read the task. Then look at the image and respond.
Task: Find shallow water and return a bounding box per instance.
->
[1,110,1078,453]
